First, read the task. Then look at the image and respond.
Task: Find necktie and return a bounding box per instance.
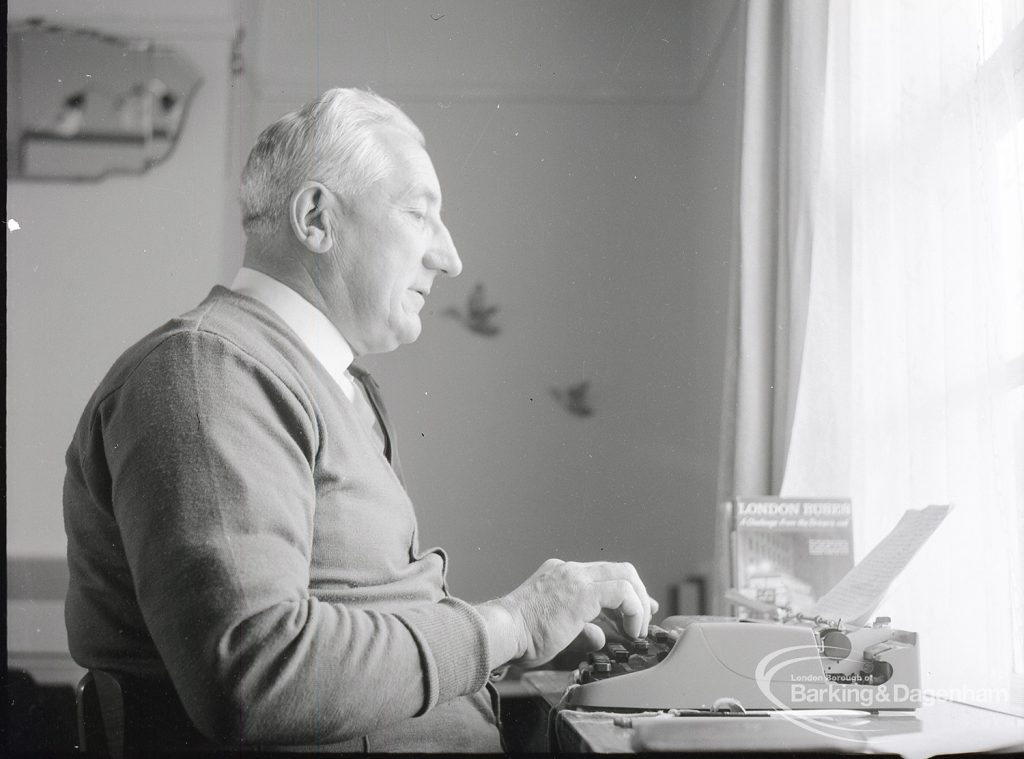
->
[345,369,386,455]
[346,367,405,484]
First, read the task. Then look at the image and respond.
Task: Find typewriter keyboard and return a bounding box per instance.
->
[575,625,678,684]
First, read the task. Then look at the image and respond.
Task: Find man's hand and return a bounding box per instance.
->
[477,559,658,670]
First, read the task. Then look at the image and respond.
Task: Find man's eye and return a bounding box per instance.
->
[408,209,426,222]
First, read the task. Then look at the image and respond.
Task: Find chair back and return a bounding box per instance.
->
[76,669,216,755]
[76,670,126,757]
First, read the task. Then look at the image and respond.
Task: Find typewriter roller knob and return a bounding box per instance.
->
[865,659,894,686]
[820,629,853,660]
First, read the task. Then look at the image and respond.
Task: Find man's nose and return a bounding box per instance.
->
[425,221,462,278]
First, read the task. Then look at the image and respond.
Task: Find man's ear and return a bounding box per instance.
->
[289,182,336,254]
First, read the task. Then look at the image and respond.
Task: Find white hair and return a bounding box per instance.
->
[239,87,424,238]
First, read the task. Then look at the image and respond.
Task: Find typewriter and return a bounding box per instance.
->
[567,505,950,713]
[567,614,921,711]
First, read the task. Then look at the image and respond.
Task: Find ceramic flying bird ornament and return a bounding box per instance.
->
[551,380,594,418]
[443,282,501,337]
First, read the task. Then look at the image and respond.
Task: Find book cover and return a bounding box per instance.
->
[730,497,853,617]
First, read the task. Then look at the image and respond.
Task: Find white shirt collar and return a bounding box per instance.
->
[230,267,357,401]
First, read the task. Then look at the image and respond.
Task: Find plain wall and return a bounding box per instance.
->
[6,0,743,631]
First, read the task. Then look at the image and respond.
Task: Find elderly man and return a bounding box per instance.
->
[63,88,656,753]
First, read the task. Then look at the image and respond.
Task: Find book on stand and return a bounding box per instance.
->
[728,497,854,618]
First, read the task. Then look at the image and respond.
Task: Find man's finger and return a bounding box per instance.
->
[585,562,652,635]
[620,563,652,636]
[577,622,606,652]
[611,562,652,637]
[595,580,645,639]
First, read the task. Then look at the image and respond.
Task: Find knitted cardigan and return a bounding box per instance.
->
[63,287,501,752]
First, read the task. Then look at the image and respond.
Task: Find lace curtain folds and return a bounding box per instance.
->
[718,0,1023,700]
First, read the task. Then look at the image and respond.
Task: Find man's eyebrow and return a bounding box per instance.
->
[399,186,442,207]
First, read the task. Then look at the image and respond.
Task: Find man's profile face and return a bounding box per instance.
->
[323,126,461,355]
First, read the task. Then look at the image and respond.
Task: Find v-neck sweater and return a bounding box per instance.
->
[63,286,499,751]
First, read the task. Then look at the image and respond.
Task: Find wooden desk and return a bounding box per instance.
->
[522,671,1024,756]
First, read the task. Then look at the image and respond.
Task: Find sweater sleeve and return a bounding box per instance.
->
[97,330,491,745]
